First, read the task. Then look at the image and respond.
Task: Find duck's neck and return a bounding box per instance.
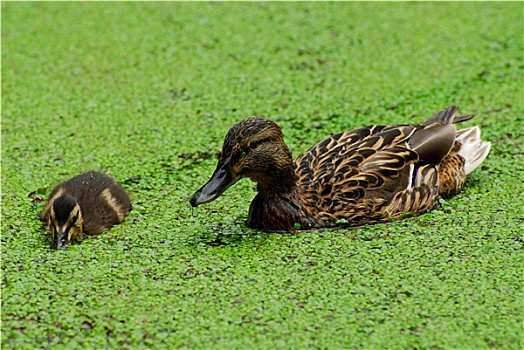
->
[248,156,298,195]
[247,161,312,231]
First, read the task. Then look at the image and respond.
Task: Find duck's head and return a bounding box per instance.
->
[190,117,296,207]
[48,194,83,249]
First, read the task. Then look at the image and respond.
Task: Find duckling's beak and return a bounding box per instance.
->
[190,160,240,206]
[51,228,68,250]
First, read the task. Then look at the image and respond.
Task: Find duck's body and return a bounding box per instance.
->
[40,171,132,249]
[190,106,491,232]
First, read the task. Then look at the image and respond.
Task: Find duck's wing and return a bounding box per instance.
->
[295,125,418,221]
[294,114,463,224]
[294,125,400,184]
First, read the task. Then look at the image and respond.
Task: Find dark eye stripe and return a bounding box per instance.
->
[248,139,265,150]
[67,224,75,241]
[64,224,72,238]
[235,137,273,160]
[242,139,267,156]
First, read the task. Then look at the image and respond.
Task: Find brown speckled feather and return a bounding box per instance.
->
[437,142,467,199]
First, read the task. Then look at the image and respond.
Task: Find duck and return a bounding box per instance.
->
[40,171,132,249]
[190,106,491,232]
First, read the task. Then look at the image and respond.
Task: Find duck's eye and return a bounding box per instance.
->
[241,142,259,157]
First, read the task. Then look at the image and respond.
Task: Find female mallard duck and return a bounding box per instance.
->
[190,106,491,232]
[40,171,132,249]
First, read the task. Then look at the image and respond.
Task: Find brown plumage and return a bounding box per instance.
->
[190,106,491,232]
[40,171,132,249]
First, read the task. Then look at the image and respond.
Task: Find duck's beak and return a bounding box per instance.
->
[190,160,240,207]
[51,228,68,250]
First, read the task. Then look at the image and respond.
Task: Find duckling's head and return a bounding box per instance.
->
[190,117,296,206]
[49,194,83,249]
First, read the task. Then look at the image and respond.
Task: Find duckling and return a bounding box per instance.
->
[190,106,491,232]
[40,171,132,249]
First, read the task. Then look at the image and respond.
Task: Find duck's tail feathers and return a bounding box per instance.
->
[423,106,476,126]
[456,126,491,175]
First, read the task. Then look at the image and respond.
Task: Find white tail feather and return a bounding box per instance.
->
[456,126,491,175]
